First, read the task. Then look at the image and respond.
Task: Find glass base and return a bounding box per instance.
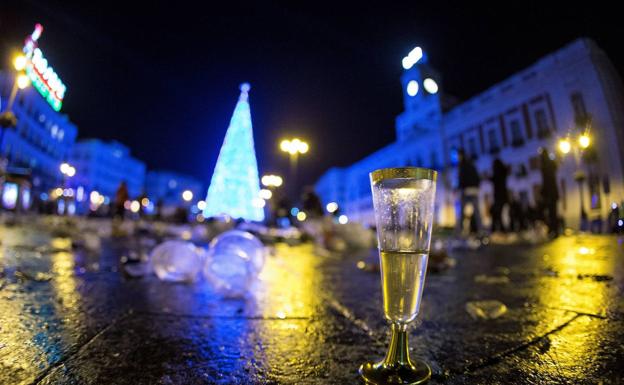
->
[359,359,431,385]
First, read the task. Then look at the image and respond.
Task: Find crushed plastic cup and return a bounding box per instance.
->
[151,240,203,282]
[203,230,265,298]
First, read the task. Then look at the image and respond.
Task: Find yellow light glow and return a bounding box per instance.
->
[182,190,193,202]
[13,55,27,71]
[66,166,76,177]
[130,200,140,213]
[262,174,284,187]
[338,214,348,224]
[326,202,338,213]
[281,138,308,155]
[197,200,206,211]
[141,197,150,207]
[558,138,571,154]
[578,134,590,149]
[259,189,272,200]
[280,139,291,152]
[296,211,307,221]
[16,74,30,89]
[53,187,63,198]
[90,191,100,205]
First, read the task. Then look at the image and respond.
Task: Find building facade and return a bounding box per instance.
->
[69,139,146,203]
[145,170,204,206]
[315,39,624,230]
[1,71,78,200]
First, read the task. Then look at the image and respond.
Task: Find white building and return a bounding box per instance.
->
[315,38,624,230]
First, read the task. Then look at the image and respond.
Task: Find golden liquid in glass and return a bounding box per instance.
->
[380,250,428,323]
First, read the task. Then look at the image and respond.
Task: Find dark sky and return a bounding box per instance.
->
[1,1,622,189]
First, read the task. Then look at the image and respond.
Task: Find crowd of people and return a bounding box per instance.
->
[456,148,562,239]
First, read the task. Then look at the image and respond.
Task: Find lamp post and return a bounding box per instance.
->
[279,138,308,197]
[558,132,591,230]
[261,174,283,225]
[1,55,31,167]
[59,162,76,215]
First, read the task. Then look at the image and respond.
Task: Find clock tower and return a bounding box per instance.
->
[396,47,443,141]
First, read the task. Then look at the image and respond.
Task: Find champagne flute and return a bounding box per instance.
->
[360,167,437,385]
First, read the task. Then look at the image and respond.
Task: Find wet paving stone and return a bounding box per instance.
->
[1,222,624,384]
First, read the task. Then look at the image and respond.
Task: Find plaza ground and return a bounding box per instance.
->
[1,218,623,384]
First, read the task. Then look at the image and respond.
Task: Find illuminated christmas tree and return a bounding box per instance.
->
[203,83,264,221]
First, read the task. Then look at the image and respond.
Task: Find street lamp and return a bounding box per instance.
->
[59,162,76,177]
[557,132,592,230]
[182,189,193,202]
[3,54,30,114]
[261,174,283,188]
[279,138,309,197]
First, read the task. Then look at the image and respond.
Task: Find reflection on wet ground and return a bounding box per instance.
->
[1,222,623,384]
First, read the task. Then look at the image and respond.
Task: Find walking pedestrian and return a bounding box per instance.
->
[539,148,559,237]
[490,158,509,233]
[457,149,482,235]
[113,181,129,219]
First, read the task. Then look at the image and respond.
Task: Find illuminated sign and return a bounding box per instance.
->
[23,24,67,111]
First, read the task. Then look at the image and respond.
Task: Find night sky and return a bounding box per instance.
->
[1,1,622,190]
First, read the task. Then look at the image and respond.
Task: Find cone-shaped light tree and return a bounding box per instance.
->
[203,83,264,221]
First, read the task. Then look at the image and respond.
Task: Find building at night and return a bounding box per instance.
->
[68,139,146,203]
[145,170,203,206]
[0,71,78,198]
[316,38,624,230]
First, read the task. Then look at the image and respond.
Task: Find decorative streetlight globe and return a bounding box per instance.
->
[558,138,571,154]
[182,190,193,202]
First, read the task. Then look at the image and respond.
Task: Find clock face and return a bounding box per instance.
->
[423,78,439,94]
[406,80,419,96]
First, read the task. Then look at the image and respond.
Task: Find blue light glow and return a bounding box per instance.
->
[203,83,264,222]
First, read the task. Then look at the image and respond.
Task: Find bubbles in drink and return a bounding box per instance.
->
[380,250,428,323]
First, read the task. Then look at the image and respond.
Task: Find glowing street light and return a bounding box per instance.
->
[182,189,193,202]
[130,200,141,213]
[13,55,27,71]
[558,138,571,154]
[338,214,349,224]
[259,188,272,200]
[296,211,307,221]
[16,74,30,89]
[326,202,338,213]
[557,131,593,231]
[280,138,309,155]
[261,174,283,187]
[59,162,75,177]
[280,138,309,197]
[197,200,206,211]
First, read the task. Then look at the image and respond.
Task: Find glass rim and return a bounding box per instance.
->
[369,167,437,184]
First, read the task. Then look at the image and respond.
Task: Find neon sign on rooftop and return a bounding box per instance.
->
[23,24,67,112]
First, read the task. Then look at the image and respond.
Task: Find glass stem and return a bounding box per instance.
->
[383,322,412,367]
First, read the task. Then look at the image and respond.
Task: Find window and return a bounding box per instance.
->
[534,109,550,139]
[468,137,478,159]
[488,129,500,154]
[509,120,524,146]
[570,92,587,122]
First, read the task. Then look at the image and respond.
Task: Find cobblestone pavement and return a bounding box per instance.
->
[1,219,623,384]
